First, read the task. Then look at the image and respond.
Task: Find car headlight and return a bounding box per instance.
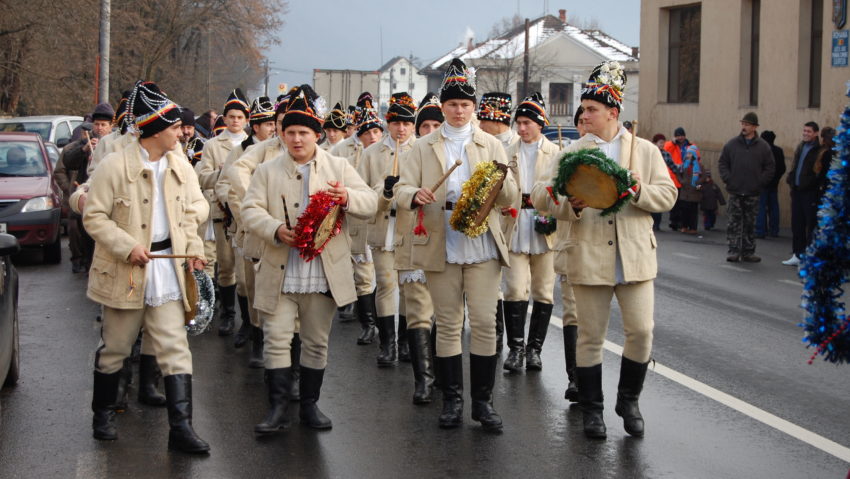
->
[21,196,54,212]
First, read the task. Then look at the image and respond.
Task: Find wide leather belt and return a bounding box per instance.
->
[150,238,172,252]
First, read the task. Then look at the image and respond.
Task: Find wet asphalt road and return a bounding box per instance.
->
[1,224,849,479]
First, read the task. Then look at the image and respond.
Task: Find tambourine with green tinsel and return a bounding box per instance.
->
[533,212,557,235]
[554,147,638,216]
[292,190,344,262]
[449,161,507,238]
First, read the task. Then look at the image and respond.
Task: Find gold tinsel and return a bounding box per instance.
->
[450,161,505,238]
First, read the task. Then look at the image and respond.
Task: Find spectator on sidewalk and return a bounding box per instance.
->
[676,144,703,234]
[782,121,824,266]
[718,112,774,263]
[756,131,786,239]
[664,127,692,231]
[699,172,725,230]
[652,133,678,231]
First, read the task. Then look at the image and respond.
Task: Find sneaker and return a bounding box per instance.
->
[741,255,761,263]
[781,255,800,266]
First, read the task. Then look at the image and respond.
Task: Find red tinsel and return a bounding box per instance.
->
[509,208,518,218]
[292,191,344,262]
[545,186,560,205]
[413,206,427,236]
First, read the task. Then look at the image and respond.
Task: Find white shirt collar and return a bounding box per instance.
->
[585,126,627,146]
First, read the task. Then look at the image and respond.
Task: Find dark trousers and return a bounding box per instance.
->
[790,189,819,256]
[67,213,84,262]
[668,195,683,229]
[650,213,662,231]
[756,189,780,237]
[77,216,95,269]
[727,194,759,255]
[702,209,717,230]
[679,201,699,231]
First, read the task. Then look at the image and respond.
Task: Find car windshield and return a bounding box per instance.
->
[0,121,52,141]
[0,141,48,177]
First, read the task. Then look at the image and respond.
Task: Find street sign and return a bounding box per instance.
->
[832,30,849,67]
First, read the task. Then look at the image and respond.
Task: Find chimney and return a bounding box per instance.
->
[467,37,474,52]
[559,9,567,24]
[631,46,639,58]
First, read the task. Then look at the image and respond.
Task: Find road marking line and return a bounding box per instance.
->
[672,252,700,260]
[720,264,752,273]
[778,279,802,287]
[547,314,850,462]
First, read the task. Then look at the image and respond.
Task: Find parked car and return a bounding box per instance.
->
[0,132,63,263]
[43,142,60,168]
[0,115,84,148]
[542,125,580,146]
[0,233,20,390]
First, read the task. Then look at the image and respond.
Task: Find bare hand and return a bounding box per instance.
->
[84,137,99,153]
[568,196,588,211]
[414,187,436,205]
[77,192,87,213]
[326,180,348,206]
[128,244,150,267]
[630,171,642,194]
[188,258,207,272]
[276,224,296,247]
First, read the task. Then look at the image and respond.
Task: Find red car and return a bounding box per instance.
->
[0,132,63,263]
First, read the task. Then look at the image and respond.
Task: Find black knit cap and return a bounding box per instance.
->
[514,92,549,127]
[213,115,226,136]
[280,84,326,134]
[477,92,512,125]
[127,81,182,138]
[324,102,347,131]
[415,92,443,134]
[249,96,275,125]
[223,88,250,116]
[439,58,476,103]
[573,106,584,127]
[355,92,382,136]
[113,90,132,134]
[180,108,196,126]
[580,61,627,111]
[274,87,298,117]
[91,102,115,122]
[386,92,417,123]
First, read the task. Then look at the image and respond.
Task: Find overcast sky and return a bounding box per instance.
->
[263,0,640,95]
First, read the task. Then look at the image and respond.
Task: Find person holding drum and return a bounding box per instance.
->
[84,81,211,453]
[532,61,677,439]
[395,58,519,432]
[241,85,378,434]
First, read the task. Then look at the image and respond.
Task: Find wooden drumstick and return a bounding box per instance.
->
[281,195,292,229]
[149,254,196,259]
[472,167,509,227]
[391,137,400,176]
[430,159,463,192]
[83,130,94,153]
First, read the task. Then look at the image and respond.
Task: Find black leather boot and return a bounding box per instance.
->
[164,374,210,453]
[137,354,166,407]
[233,294,252,348]
[525,301,554,371]
[114,358,132,412]
[376,316,398,367]
[356,292,378,345]
[577,364,606,439]
[407,328,435,404]
[218,284,237,336]
[299,367,332,429]
[397,315,410,362]
[436,355,463,429]
[289,334,301,401]
[248,326,264,369]
[337,302,356,322]
[495,300,505,354]
[502,300,528,372]
[615,357,649,437]
[430,323,440,388]
[92,370,121,440]
[254,368,291,436]
[563,325,578,402]
[470,354,503,432]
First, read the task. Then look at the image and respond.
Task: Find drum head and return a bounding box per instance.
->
[565,164,619,209]
[313,205,341,249]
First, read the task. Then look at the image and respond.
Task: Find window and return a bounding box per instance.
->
[749,0,760,105]
[548,83,574,118]
[516,82,541,100]
[809,0,823,107]
[400,67,406,75]
[667,4,701,103]
[54,121,71,144]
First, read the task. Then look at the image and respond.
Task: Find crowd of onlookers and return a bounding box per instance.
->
[648,115,835,265]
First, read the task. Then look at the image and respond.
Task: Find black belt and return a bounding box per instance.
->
[521,193,534,209]
[390,209,396,217]
[150,238,172,252]
[212,218,225,223]
[445,201,455,210]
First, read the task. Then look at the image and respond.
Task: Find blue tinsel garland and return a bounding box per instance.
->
[798,83,850,364]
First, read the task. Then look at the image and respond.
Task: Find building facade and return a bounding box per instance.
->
[377,57,429,115]
[639,0,848,224]
[312,69,380,110]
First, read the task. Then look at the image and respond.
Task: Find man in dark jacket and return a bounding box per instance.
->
[756,131,786,238]
[782,121,823,266]
[718,112,775,263]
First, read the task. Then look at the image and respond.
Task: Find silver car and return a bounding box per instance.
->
[0,115,84,148]
[0,233,20,393]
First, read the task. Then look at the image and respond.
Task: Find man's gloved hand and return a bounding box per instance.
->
[383,175,400,198]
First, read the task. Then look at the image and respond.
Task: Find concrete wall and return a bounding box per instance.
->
[640,0,848,226]
[312,70,380,108]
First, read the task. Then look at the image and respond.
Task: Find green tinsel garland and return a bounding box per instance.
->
[553,147,637,216]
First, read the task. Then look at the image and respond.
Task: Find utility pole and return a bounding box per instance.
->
[522,18,530,99]
[264,59,270,97]
[98,0,110,104]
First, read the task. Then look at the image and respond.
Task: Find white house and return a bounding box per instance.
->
[377,56,429,115]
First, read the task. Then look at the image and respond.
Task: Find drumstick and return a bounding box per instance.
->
[83,130,94,153]
[430,159,463,192]
[392,137,399,177]
[281,195,292,229]
[148,254,197,259]
[557,123,563,149]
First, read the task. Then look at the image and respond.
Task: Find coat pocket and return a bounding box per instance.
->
[88,254,117,297]
[113,197,132,226]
